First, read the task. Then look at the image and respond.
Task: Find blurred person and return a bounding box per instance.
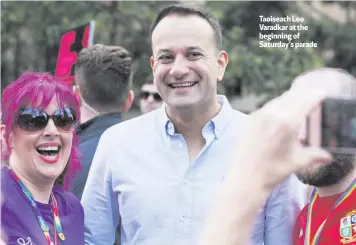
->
[351,117,356,139]
[71,44,134,199]
[139,77,163,114]
[291,68,356,245]
[0,72,84,244]
[81,4,306,245]
[71,44,134,245]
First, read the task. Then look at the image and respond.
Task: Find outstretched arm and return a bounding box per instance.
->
[199,89,331,245]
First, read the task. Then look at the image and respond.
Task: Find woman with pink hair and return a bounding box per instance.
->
[1,72,84,245]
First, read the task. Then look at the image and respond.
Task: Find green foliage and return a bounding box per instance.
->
[205,1,326,105]
[1,1,355,109]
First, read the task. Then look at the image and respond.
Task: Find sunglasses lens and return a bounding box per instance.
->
[153,93,162,101]
[140,91,149,100]
[53,108,76,132]
[17,109,48,132]
[140,91,162,101]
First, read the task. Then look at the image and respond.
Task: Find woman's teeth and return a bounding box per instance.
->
[36,146,61,156]
[37,146,59,151]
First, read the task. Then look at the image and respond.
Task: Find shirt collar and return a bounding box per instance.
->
[210,95,232,138]
[76,112,122,134]
[156,95,233,138]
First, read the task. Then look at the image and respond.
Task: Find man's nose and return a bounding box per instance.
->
[169,55,189,79]
[147,95,155,103]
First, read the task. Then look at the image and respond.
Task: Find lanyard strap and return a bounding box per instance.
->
[304,177,356,245]
[9,169,66,245]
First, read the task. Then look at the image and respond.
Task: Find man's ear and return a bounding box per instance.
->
[217,51,229,82]
[150,56,157,75]
[122,90,134,113]
[72,85,82,104]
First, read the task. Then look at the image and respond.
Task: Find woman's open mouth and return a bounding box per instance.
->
[36,145,61,164]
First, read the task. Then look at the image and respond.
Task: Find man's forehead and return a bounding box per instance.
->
[142,84,157,92]
[153,14,213,34]
[151,14,215,53]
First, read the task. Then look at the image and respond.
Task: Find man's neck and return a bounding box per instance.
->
[80,103,100,124]
[317,168,356,197]
[10,165,54,204]
[166,99,222,138]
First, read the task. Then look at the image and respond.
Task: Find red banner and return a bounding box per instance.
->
[55,21,95,86]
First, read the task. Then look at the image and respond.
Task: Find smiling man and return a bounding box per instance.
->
[81,4,306,245]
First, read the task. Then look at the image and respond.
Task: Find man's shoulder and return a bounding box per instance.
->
[223,108,249,132]
[292,204,309,245]
[97,110,159,147]
[104,110,159,134]
[230,109,249,119]
[297,203,309,223]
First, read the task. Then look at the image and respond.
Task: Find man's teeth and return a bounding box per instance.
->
[37,146,59,151]
[170,82,195,88]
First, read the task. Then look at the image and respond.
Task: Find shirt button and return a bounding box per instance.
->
[178,143,183,148]
[180,216,185,223]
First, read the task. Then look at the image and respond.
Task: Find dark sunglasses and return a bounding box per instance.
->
[140,91,162,101]
[16,107,77,133]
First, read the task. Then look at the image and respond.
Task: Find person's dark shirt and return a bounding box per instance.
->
[71,113,122,199]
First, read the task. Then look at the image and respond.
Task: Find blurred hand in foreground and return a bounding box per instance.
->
[200,89,333,245]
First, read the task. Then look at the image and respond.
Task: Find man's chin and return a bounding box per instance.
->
[295,163,324,184]
[295,172,337,187]
[295,157,355,187]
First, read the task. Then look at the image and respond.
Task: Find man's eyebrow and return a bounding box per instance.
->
[156,49,171,56]
[156,47,204,56]
[187,46,204,52]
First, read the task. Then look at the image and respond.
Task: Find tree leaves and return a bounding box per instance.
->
[1,1,355,109]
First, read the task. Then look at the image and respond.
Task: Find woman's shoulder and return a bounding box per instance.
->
[52,188,84,243]
[1,166,10,183]
[53,187,84,216]
[1,167,19,197]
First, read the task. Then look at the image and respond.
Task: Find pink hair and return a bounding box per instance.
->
[1,72,82,190]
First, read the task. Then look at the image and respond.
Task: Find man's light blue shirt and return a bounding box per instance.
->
[81,95,306,245]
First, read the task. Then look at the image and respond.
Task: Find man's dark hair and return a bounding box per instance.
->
[75,44,132,113]
[150,3,222,50]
